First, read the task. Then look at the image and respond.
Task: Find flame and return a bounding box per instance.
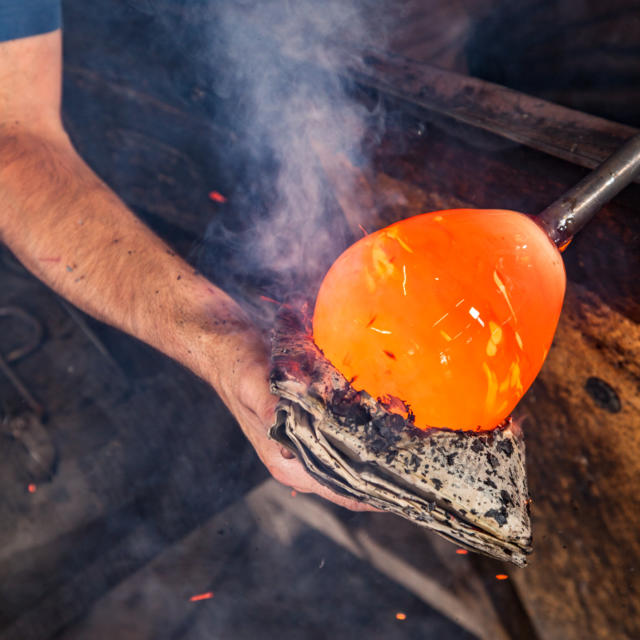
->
[313,209,565,431]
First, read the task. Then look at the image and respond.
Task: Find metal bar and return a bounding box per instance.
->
[537,133,640,247]
[0,306,44,415]
[0,353,44,416]
[226,11,640,172]
[330,46,640,178]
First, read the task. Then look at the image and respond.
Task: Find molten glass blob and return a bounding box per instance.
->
[312,209,566,431]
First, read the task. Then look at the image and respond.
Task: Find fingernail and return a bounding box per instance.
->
[280,447,295,459]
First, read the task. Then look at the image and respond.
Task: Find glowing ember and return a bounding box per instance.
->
[189,592,214,602]
[208,191,227,203]
[495,574,509,581]
[27,483,37,493]
[395,612,407,621]
[313,209,565,431]
[455,549,468,555]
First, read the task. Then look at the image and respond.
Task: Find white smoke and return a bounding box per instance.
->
[197,0,387,309]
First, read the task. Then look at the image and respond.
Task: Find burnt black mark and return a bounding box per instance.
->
[446,452,458,466]
[330,387,370,426]
[270,367,288,384]
[363,412,404,454]
[585,377,621,413]
[471,439,485,454]
[484,507,508,526]
[483,478,497,489]
[486,452,499,469]
[385,450,398,464]
[453,433,468,449]
[432,478,443,490]
[500,490,513,506]
[496,439,514,457]
[383,350,396,360]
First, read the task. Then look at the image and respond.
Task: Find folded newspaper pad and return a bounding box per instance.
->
[269,309,532,566]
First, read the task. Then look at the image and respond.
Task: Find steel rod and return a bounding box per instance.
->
[537,133,640,247]
[0,353,44,416]
[317,43,640,176]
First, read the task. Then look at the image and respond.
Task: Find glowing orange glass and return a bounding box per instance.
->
[312,209,566,431]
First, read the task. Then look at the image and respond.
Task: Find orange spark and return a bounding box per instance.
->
[358,224,369,236]
[558,237,573,252]
[260,295,282,306]
[208,191,227,203]
[495,574,509,581]
[455,549,468,555]
[290,490,297,498]
[395,612,407,621]
[190,592,214,602]
[27,483,37,493]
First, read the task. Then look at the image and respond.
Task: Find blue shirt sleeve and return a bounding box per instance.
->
[0,0,61,43]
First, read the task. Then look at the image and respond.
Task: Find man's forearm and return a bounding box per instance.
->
[0,29,373,513]
[0,125,258,395]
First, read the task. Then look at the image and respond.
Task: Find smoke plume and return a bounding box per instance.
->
[192,0,387,316]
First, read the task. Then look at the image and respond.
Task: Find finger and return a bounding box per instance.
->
[239,403,381,513]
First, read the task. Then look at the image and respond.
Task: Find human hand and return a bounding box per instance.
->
[215,326,377,512]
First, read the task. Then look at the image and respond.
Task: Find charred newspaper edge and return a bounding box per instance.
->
[269,309,532,566]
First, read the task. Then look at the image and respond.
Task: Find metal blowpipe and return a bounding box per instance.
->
[537,133,640,248]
